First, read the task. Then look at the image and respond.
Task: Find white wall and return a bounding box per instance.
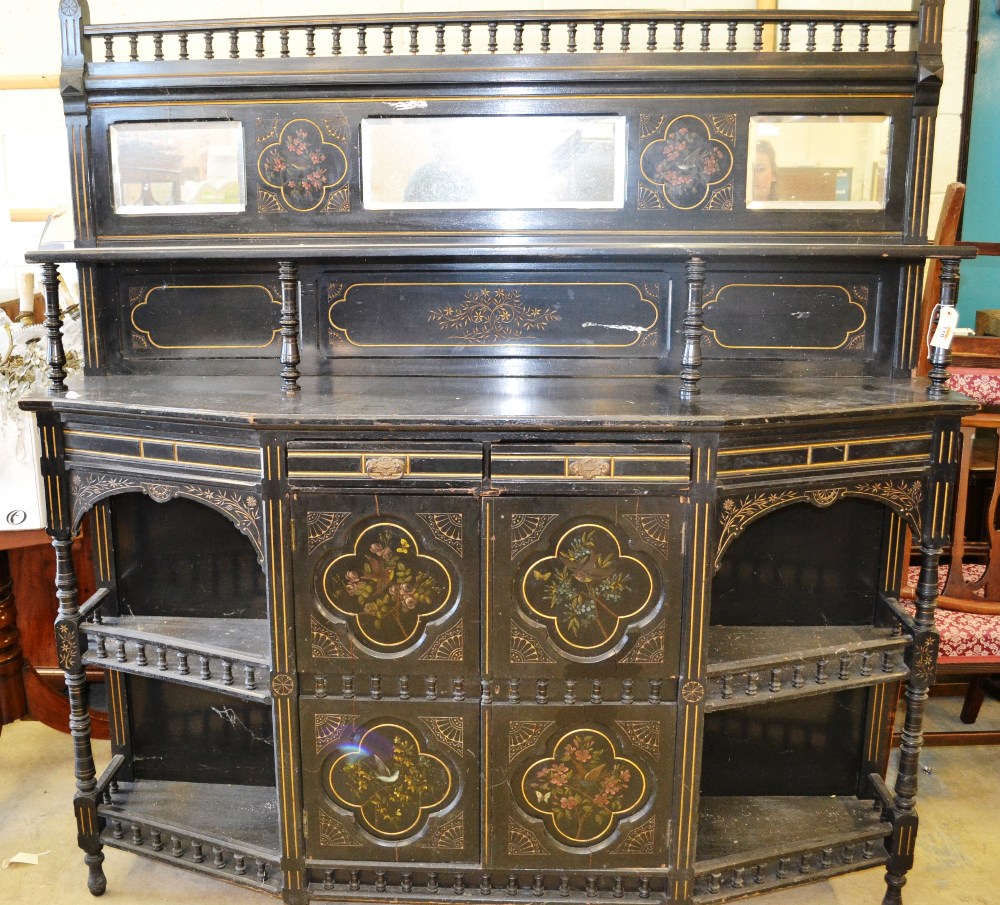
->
[0,0,971,289]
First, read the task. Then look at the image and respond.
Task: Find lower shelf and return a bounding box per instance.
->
[693,795,892,902]
[98,779,282,894]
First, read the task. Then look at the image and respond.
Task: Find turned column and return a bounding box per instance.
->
[52,529,106,895]
[680,256,706,400]
[39,262,68,394]
[278,260,301,394]
[926,256,959,398]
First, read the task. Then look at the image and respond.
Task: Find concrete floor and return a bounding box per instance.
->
[2,696,999,905]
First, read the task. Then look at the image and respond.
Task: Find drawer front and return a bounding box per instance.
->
[492,443,690,491]
[294,492,480,677]
[287,442,483,488]
[717,431,934,482]
[63,423,262,478]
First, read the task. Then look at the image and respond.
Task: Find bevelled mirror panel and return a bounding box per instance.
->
[361,115,627,210]
[110,121,246,215]
[747,115,891,210]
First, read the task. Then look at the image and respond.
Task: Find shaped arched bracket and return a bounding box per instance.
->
[69,471,264,567]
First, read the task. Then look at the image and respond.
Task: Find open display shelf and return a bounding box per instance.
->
[25,3,971,905]
[98,780,282,893]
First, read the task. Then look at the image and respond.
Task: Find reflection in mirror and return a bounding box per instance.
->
[747,115,891,210]
[110,121,246,216]
[361,116,626,210]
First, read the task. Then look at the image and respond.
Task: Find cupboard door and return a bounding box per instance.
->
[295,494,479,676]
[488,497,682,689]
[301,698,480,864]
[487,704,675,871]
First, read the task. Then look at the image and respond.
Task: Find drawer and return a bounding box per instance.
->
[491,443,690,489]
[286,442,483,487]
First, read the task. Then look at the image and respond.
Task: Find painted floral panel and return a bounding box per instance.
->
[520,523,655,656]
[318,522,453,651]
[639,115,734,210]
[521,729,646,845]
[257,118,348,212]
[326,723,454,839]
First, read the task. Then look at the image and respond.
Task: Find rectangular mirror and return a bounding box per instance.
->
[110,121,246,215]
[747,115,891,210]
[361,115,626,210]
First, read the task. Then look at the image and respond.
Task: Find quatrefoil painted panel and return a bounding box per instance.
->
[325,722,454,839]
[519,523,655,657]
[257,118,348,212]
[318,522,454,652]
[519,728,647,846]
[639,114,734,210]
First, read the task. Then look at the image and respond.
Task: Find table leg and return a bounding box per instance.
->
[0,550,28,729]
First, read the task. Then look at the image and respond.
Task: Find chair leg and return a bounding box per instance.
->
[960,676,987,724]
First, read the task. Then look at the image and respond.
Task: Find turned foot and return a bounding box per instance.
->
[882,871,905,905]
[85,851,106,896]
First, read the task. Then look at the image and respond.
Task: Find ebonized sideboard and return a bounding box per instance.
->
[23,3,976,904]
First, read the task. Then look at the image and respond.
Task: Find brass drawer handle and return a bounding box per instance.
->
[365,456,406,480]
[568,457,612,480]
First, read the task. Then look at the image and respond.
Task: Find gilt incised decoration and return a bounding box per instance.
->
[428,289,559,343]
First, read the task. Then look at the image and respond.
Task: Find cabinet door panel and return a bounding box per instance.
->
[487,704,675,871]
[301,698,480,864]
[295,494,479,676]
[489,497,682,682]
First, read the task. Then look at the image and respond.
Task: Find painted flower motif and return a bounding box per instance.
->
[319,523,452,650]
[639,115,733,210]
[326,723,454,839]
[521,729,646,845]
[520,524,655,655]
[258,118,348,212]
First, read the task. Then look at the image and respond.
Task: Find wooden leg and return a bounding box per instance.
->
[0,551,27,727]
[959,676,986,724]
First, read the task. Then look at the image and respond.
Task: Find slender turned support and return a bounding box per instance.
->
[40,263,67,394]
[277,261,301,394]
[680,256,706,400]
[53,531,106,895]
[926,257,960,398]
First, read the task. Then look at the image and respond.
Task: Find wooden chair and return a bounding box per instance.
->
[908,183,1000,741]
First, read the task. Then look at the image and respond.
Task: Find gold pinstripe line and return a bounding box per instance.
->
[916,119,930,238]
[938,484,951,538]
[45,475,55,527]
[677,704,692,867]
[900,265,914,367]
[484,501,491,675]
[87,268,100,368]
[279,498,289,673]
[91,91,912,107]
[80,127,91,239]
[909,118,923,235]
[285,698,300,858]
[276,697,293,860]
[484,708,491,862]
[685,705,698,865]
[719,454,929,477]
[117,671,127,746]
[697,502,709,676]
[70,126,82,237]
[932,483,941,538]
[102,505,113,582]
[948,430,955,464]
[267,499,281,681]
[718,434,932,456]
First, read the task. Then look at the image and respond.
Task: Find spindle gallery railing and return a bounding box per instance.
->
[81,617,271,704]
[82,9,918,64]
